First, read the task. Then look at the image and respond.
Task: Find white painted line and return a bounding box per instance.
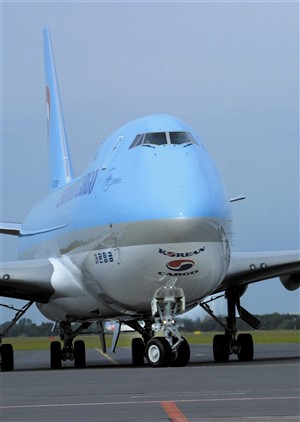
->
[0,396,298,410]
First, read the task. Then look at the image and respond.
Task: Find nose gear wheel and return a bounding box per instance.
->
[145,337,172,367]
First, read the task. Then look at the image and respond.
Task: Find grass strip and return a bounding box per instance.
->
[2,330,299,351]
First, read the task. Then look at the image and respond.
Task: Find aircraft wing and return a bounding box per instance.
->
[0,259,55,303]
[0,221,22,236]
[215,250,300,293]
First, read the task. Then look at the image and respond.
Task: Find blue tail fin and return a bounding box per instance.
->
[43,28,73,191]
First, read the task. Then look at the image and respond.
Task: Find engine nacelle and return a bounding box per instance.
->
[280,274,300,291]
[238,284,248,297]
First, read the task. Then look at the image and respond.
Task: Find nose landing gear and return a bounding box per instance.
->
[147,283,190,367]
[145,337,172,367]
[128,282,191,368]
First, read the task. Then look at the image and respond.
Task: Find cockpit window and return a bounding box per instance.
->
[144,132,167,146]
[130,134,144,149]
[129,131,198,149]
[169,132,194,145]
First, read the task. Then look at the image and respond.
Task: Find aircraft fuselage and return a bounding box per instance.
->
[19,114,231,321]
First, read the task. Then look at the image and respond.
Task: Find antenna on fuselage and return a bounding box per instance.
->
[43,27,73,191]
[230,195,246,203]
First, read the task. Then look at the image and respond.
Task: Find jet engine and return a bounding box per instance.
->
[280,273,300,291]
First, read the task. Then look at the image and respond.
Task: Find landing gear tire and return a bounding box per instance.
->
[74,340,86,368]
[0,344,14,371]
[132,338,145,366]
[145,337,172,367]
[237,333,254,361]
[213,334,230,363]
[50,341,62,369]
[171,338,190,367]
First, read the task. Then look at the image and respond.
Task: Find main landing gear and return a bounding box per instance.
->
[126,281,191,368]
[200,287,261,363]
[0,301,34,371]
[50,321,91,369]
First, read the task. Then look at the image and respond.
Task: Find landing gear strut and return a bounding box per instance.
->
[200,287,261,363]
[50,321,90,369]
[128,280,190,368]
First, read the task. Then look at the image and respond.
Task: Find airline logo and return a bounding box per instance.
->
[166,260,195,272]
[56,169,98,207]
[159,259,198,277]
[157,247,203,277]
[158,247,205,257]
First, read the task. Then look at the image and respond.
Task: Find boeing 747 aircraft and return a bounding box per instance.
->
[0,28,299,371]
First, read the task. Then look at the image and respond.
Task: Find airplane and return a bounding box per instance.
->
[0,28,299,371]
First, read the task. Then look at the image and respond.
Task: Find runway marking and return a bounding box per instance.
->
[161,401,188,422]
[0,396,298,410]
[94,348,118,365]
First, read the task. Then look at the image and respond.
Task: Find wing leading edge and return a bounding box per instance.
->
[0,222,21,236]
[215,250,300,294]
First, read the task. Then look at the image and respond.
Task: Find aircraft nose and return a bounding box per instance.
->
[154,186,204,218]
[148,151,228,220]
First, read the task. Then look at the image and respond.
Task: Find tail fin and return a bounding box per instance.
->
[43,27,73,191]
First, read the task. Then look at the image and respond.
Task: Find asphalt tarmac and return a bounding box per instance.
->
[1,343,299,421]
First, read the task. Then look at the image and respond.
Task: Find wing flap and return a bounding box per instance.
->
[215,250,300,293]
[0,259,55,302]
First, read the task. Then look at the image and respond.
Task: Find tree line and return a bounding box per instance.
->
[178,313,300,332]
[0,313,299,338]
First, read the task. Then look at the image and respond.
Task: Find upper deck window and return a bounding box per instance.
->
[129,131,198,149]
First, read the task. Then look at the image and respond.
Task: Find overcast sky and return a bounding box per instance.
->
[1,1,299,323]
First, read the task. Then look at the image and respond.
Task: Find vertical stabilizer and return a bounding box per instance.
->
[43,28,73,191]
